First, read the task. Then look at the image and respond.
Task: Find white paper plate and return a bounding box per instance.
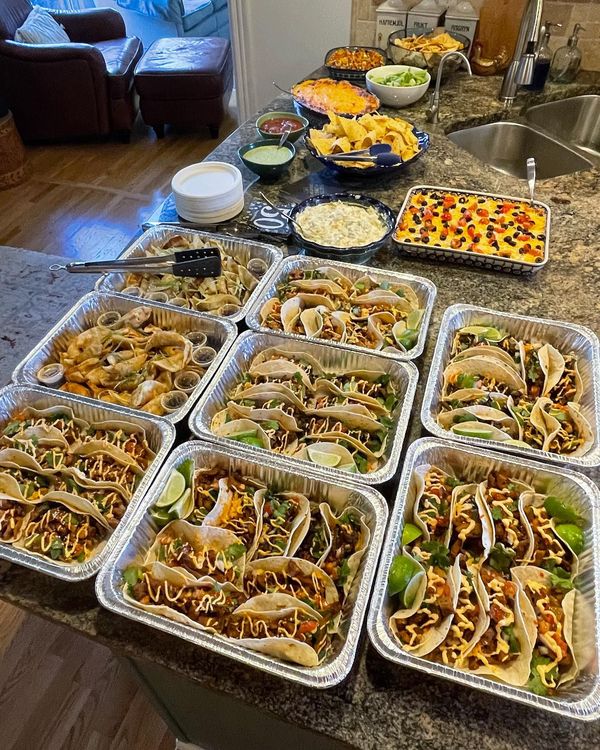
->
[176,196,245,224]
[171,162,242,204]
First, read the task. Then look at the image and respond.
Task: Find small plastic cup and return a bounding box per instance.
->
[145,291,169,303]
[220,303,241,317]
[97,311,122,328]
[36,363,65,386]
[191,346,217,368]
[186,331,207,348]
[122,286,142,297]
[173,370,202,393]
[247,257,268,279]
[160,390,189,414]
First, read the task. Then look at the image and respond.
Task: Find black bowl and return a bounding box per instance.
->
[324,45,388,82]
[289,193,396,262]
[305,127,430,178]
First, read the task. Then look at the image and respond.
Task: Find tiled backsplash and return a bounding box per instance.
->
[351,0,600,71]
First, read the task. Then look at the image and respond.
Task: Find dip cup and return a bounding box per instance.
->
[255,111,309,143]
[238,139,296,180]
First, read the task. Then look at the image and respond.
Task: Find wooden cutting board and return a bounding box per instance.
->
[475,0,527,61]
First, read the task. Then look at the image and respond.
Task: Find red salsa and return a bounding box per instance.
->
[260,116,302,134]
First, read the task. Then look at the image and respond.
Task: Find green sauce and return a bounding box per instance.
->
[244,145,291,165]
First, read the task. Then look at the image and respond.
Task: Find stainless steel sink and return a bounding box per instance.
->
[526,95,600,162]
[447,121,593,179]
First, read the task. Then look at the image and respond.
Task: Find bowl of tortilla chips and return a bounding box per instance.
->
[387,29,469,80]
[306,111,430,177]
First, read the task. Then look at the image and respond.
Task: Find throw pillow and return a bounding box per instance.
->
[14,7,70,44]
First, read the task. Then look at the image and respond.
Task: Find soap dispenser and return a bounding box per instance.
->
[550,23,585,83]
[525,21,561,91]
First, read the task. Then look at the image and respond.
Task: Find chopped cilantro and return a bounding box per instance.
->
[456,372,477,389]
[421,541,451,569]
[491,506,505,521]
[224,542,246,562]
[488,543,515,573]
[49,538,64,560]
[3,421,21,437]
[339,559,351,586]
[527,655,559,696]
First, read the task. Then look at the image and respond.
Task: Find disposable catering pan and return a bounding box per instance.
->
[0,384,175,581]
[11,292,238,425]
[393,185,551,275]
[95,225,284,325]
[244,255,436,361]
[368,437,600,720]
[188,330,418,485]
[421,304,600,468]
[324,45,387,82]
[96,440,388,688]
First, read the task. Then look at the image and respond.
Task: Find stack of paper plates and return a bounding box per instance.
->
[172,162,244,224]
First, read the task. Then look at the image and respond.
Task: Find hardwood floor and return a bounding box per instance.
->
[0,601,174,750]
[0,113,236,261]
[0,114,238,749]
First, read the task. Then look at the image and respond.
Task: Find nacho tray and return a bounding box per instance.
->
[244,255,436,361]
[95,225,284,325]
[392,185,551,275]
[368,437,600,720]
[188,330,419,485]
[421,303,600,468]
[11,292,238,425]
[96,440,388,688]
[0,384,175,581]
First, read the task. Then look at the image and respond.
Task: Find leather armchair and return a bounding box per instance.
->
[0,0,143,141]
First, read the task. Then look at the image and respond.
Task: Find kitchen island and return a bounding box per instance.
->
[1,72,600,749]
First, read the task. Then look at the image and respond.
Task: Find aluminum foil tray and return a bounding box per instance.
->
[368,437,600,720]
[421,303,600,468]
[244,255,436,361]
[0,384,175,581]
[11,292,238,425]
[188,330,419,485]
[95,225,284,324]
[96,440,388,688]
[392,185,551,275]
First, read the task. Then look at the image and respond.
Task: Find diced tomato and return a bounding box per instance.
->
[441,211,452,222]
[476,208,489,217]
[299,620,318,634]
[450,238,461,249]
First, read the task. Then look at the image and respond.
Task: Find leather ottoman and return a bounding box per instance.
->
[134,37,233,139]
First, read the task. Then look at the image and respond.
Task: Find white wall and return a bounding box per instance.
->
[229,0,353,120]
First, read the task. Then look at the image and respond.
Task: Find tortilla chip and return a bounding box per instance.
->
[340,117,367,143]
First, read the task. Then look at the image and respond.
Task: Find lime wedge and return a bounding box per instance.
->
[452,425,495,439]
[229,429,258,440]
[307,447,341,468]
[406,309,424,330]
[155,471,186,508]
[402,522,422,546]
[460,325,504,341]
[149,507,173,527]
[388,554,421,597]
[170,487,193,520]
[177,459,194,489]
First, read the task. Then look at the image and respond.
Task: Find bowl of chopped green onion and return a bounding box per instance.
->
[366,65,430,108]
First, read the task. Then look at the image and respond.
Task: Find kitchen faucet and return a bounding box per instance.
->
[499,0,544,105]
[426,52,472,124]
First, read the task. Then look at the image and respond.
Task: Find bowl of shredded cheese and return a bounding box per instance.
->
[288,193,396,262]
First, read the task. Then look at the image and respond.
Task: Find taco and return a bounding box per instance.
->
[203,476,261,550]
[244,556,340,622]
[442,357,527,399]
[477,473,535,563]
[13,493,110,564]
[123,561,244,633]
[430,557,489,667]
[510,565,578,694]
[507,397,549,450]
[532,399,594,456]
[226,593,328,667]
[390,553,459,657]
[412,465,457,544]
[448,482,493,562]
[464,564,536,685]
[451,344,521,373]
[317,504,370,595]
[545,353,583,405]
[520,492,577,576]
[188,467,222,523]
[295,502,331,564]
[251,490,310,559]
[437,404,518,441]
[145,519,246,588]
[450,326,520,360]
[0,483,33,542]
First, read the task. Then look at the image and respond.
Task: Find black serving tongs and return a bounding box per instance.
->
[49,246,222,277]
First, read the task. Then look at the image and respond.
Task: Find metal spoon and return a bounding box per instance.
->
[259,192,301,230]
[278,128,292,150]
[526,157,537,204]
[273,81,293,96]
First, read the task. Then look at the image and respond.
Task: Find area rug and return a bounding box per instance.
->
[0,246,94,386]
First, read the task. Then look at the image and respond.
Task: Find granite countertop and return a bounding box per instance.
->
[2,74,600,749]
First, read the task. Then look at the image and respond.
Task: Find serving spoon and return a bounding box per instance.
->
[320,151,403,166]
[259,192,301,230]
[526,157,537,205]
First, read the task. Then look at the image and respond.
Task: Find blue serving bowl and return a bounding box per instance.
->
[289,192,396,263]
[238,139,296,179]
[305,127,430,178]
